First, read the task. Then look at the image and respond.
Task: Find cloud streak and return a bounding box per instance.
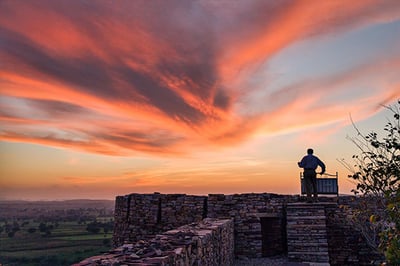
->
[1,0,400,155]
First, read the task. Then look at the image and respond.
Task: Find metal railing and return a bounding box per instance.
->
[300,172,339,196]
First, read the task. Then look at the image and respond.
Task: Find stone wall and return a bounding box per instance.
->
[110,192,383,265]
[114,192,294,258]
[286,203,330,263]
[74,218,234,266]
[113,193,207,247]
[207,193,294,258]
[325,197,384,265]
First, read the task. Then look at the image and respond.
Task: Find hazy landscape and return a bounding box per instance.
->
[0,200,114,266]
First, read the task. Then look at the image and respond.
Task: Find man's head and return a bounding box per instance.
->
[307,148,314,154]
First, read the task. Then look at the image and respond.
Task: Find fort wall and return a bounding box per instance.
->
[75,218,234,266]
[80,192,383,265]
[113,193,207,247]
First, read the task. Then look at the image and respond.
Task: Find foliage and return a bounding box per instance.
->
[341,100,400,265]
[38,222,47,232]
[379,189,400,265]
[341,195,385,250]
[27,227,37,234]
[86,221,101,234]
[0,200,114,266]
[1,219,113,266]
[102,238,111,247]
[86,220,114,234]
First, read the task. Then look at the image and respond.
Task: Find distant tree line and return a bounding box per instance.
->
[86,220,114,235]
[1,216,113,238]
[2,221,20,238]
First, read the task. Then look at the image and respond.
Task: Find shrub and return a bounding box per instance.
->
[342,100,400,264]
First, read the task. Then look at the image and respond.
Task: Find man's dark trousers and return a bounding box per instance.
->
[304,169,318,202]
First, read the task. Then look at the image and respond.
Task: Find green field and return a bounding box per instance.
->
[0,220,113,266]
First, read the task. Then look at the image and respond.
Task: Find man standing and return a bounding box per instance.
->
[298,148,326,203]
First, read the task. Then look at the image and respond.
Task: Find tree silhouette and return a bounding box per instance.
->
[340,100,400,264]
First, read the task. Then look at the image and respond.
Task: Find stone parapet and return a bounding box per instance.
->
[113,193,207,247]
[208,193,292,257]
[74,218,234,266]
[85,192,383,265]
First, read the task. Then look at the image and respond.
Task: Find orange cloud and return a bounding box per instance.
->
[1,0,399,156]
[218,0,400,82]
[257,58,400,134]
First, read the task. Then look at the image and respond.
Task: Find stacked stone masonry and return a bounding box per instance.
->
[80,193,384,265]
[207,193,291,258]
[325,198,384,265]
[113,193,207,247]
[286,203,330,263]
[74,218,234,266]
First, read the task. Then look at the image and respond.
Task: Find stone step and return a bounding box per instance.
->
[287,231,328,236]
[287,224,327,229]
[287,224,327,228]
[287,208,325,211]
[288,252,330,263]
[286,204,329,264]
[288,217,326,221]
[288,246,329,251]
[288,242,329,246]
[287,207,325,211]
[287,222,327,227]
[287,229,328,232]
[286,214,326,218]
[288,243,329,249]
[287,204,327,209]
[286,217,326,224]
[287,234,327,238]
[288,229,326,232]
[287,240,328,244]
[287,212,326,216]
[287,236,328,241]
[287,204,326,208]
[287,222,326,225]
[287,214,326,217]
[288,251,329,256]
[287,218,326,221]
[287,230,327,234]
[287,213,325,217]
[288,247,329,252]
[287,215,325,219]
[288,238,329,243]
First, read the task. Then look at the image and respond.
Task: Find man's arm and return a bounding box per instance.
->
[298,157,305,168]
[318,158,326,174]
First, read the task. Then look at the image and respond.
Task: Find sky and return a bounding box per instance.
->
[0,0,400,200]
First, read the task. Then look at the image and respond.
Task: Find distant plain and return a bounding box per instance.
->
[0,200,114,266]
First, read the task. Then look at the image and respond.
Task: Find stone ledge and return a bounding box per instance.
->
[73,218,234,266]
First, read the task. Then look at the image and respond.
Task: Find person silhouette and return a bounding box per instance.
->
[298,148,326,203]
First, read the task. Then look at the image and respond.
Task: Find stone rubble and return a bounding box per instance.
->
[73,218,234,266]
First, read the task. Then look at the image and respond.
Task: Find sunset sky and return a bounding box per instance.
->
[1,0,400,200]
